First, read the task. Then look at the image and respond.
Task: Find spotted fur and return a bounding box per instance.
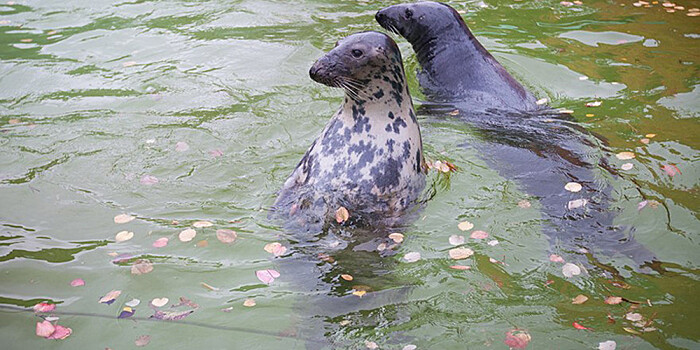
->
[274,32,426,229]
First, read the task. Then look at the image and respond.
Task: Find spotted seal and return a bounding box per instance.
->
[273,31,426,230]
[376,1,539,111]
[376,2,658,270]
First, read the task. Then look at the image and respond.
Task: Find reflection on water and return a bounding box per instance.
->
[0,0,698,349]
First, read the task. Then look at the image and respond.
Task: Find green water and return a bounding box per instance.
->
[0,0,698,349]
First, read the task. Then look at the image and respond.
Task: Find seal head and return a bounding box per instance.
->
[275,31,426,231]
[376,2,538,111]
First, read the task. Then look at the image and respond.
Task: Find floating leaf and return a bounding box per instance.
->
[365,341,378,349]
[572,294,588,304]
[135,335,151,347]
[487,240,499,246]
[341,274,353,281]
[175,141,189,152]
[243,298,256,307]
[388,233,404,243]
[335,206,349,223]
[403,252,421,263]
[46,324,72,340]
[623,327,642,335]
[192,220,213,228]
[123,61,137,67]
[567,199,588,210]
[33,302,55,313]
[621,163,634,171]
[449,265,471,270]
[115,230,134,242]
[565,182,582,192]
[604,296,623,305]
[256,269,280,284]
[449,247,474,260]
[625,312,643,322]
[645,133,656,138]
[637,200,648,211]
[216,229,237,244]
[196,240,208,247]
[616,152,635,160]
[517,200,532,208]
[201,282,218,291]
[152,309,194,321]
[572,322,591,330]
[352,289,367,297]
[640,138,650,144]
[151,298,169,307]
[586,101,602,107]
[69,278,85,287]
[118,306,135,319]
[36,321,55,338]
[536,98,548,105]
[403,345,417,350]
[559,109,574,114]
[661,164,681,177]
[562,263,581,278]
[470,230,489,239]
[549,254,565,263]
[125,299,140,307]
[209,149,224,157]
[99,290,121,304]
[504,329,531,349]
[449,234,465,245]
[131,259,154,275]
[140,175,159,185]
[179,228,196,242]
[457,221,474,231]
[114,214,135,224]
[598,341,616,350]
[153,237,168,248]
[263,242,287,256]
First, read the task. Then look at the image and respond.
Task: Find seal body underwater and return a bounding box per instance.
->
[273,31,426,232]
[376,2,658,269]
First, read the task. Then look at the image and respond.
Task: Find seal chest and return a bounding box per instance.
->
[275,31,425,226]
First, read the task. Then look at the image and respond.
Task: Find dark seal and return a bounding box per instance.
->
[273,31,426,231]
[376,1,539,111]
[376,2,658,271]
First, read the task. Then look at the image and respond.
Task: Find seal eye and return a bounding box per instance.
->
[405,8,413,19]
[351,49,363,58]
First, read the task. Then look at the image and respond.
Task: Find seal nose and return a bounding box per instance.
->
[309,58,329,85]
[375,11,386,25]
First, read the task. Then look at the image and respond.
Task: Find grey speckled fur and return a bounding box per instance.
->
[273,32,426,232]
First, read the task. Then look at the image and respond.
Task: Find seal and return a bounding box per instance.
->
[273,31,426,230]
[376,2,658,270]
[376,1,539,111]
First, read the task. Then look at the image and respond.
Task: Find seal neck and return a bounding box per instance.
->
[410,15,536,110]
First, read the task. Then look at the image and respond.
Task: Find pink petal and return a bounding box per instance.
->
[549,254,565,263]
[33,302,55,313]
[36,321,55,338]
[637,200,648,211]
[140,175,159,185]
[209,149,223,157]
[47,324,72,339]
[153,237,169,248]
[470,230,489,239]
[70,278,85,287]
[256,269,280,284]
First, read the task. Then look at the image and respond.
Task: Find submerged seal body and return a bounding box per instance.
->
[376,1,538,111]
[376,2,657,269]
[274,31,426,230]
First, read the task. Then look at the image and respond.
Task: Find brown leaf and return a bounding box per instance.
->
[335,206,349,223]
[572,294,588,304]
